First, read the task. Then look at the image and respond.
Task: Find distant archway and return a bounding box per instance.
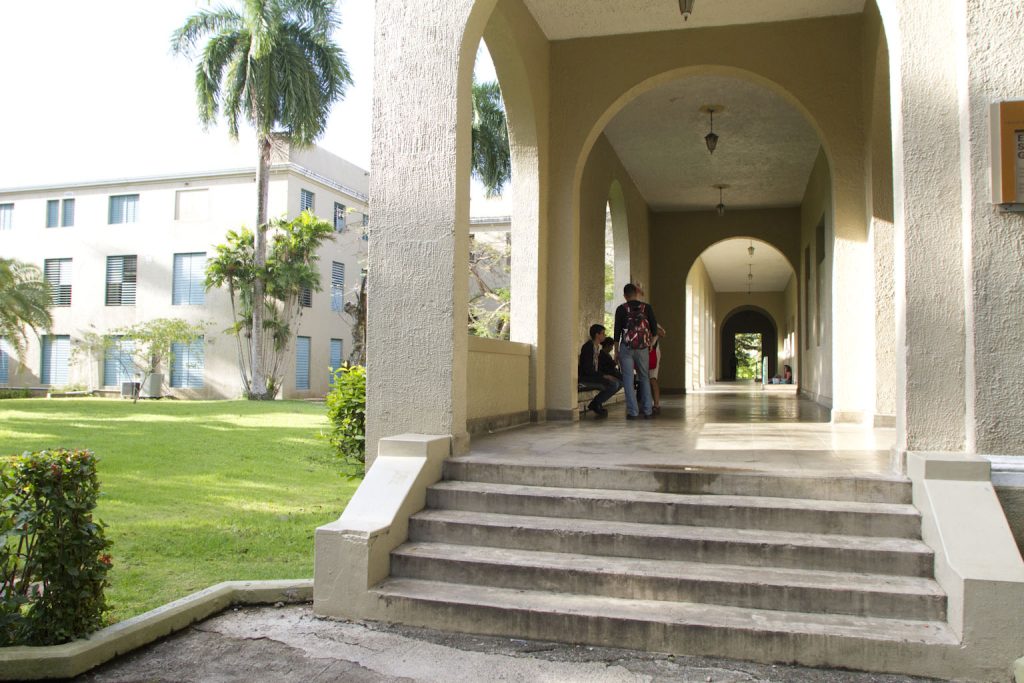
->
[720,307,778,380]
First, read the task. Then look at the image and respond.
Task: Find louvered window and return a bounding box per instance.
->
[0,340,9,385]
[330,261,344,312]
[170,338,204,388]
[44,258,72,307]
[106,255,138,306]
[295,336,311,390]
[333,202,346,231]
[40,335,71,385]
[0,203,12,230]
[109,194,139,224]
[62,198,75,226]
[46,200,59,227]
[300,189,314,212]
[103,336,136,386]
[172,252,206,305]
[300,287,312,308]
[329,338,343,384]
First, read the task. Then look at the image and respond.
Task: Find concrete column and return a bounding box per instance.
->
[365,0,495,462]
[957,0,1024,455]
[888,0,968,454]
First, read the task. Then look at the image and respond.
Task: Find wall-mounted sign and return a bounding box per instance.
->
[990,101,1024,210]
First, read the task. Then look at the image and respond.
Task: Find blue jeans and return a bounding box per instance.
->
[619,343,652,417]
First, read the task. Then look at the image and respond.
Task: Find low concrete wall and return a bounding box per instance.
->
[991,457,1024,555]
[0,579,311,681]
[467,336,531,433]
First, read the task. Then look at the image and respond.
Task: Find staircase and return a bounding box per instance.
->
[371,459,964,677]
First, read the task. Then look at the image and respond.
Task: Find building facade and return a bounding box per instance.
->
[0,143,368,399]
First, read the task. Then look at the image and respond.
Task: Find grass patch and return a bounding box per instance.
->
[0,398,355,624]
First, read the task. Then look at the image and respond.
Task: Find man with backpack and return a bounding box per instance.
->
[614,283,659,419]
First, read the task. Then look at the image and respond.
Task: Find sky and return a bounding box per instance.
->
[0,0,504,212]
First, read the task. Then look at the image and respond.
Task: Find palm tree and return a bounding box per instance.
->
[171,0,352,399]
[472,80,512,198]
[0,258,52,360]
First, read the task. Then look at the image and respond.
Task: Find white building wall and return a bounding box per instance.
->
[0,146,368,399]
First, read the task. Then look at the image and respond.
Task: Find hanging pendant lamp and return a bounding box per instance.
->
[699,105,722,154]
[679,0,696,21]
[713,184,728,216]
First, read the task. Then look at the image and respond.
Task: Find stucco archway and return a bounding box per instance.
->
[719,307,779,381]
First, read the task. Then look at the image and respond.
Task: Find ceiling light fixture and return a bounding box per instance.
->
[700,105,722,154]
[713,184,728,216]
[748,240,755,258]
[678,0,695,21]
[747,264,753,295]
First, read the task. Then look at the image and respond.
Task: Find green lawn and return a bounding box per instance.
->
[0,398,357,624]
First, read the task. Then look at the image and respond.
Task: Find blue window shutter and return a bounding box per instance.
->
[300,189,314,213]
[41,335,70,385]
[333,202,346,231]
[329,338,342,384]
[62,198,74,227]
[44,258,72,306]
[295,336,311,390]
[173,253,205,305]
[0,203,12,230]
[0,341,9,384]
[170,339,204,388]
[103,337,135,386]
[331,261,344,312]
[46,200,59,228]
[109,194,138,224]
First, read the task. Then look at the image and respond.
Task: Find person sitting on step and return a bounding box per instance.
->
[578,324,622,418]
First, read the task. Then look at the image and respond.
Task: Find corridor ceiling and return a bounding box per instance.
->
[521,0,865,40]
[602,76,822,212]
[699,238,793,293]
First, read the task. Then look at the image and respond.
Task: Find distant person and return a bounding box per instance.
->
[578,324,622,418]
[783,364,793,384]
[649,324,666,415]
[614,283,658,419]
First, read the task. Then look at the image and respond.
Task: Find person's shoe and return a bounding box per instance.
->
[626,413,640,420]
[652,406,661,415]
[588,402,608,418]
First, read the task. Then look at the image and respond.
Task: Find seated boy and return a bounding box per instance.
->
[578,324,622,418]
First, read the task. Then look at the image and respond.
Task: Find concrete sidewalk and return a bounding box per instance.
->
[76,604,946,683]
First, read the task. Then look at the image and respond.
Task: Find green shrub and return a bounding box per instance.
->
[325,364,366,479]
[1,449,112,646]
[0,389,32,400]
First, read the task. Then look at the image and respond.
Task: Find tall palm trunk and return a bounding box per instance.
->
[251,134,272,399]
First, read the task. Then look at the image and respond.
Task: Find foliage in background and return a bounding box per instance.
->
[734,332,763,379]
[74,318,209,402]
[468,238,511,340]
[0,389,32,400]
[471,80,511,198]
[0,258,52,361]
[171,0,352,400]
[1,449,112,646]
[206,212,334,398]
[342,268,367,366]
[325,364,366,479]
[0,399,353,623]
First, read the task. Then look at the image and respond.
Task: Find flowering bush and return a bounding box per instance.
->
[1,449,112,645]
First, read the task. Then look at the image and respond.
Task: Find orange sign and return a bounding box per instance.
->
[991,101,1024,204]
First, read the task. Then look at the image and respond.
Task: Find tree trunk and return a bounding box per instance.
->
[250,135,272,399]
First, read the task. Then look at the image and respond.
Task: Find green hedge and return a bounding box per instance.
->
[1,449,112,645]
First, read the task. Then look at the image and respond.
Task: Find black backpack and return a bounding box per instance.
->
[623,303,652,349]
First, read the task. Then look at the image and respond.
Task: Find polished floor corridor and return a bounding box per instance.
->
[463,383,901,479]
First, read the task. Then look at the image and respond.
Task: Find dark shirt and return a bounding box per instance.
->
[578,341,602,381]
[598,349,620,379]
[613,300,658,346]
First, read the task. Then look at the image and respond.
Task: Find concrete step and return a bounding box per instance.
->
[427,480,921,538]
[391,542,947,621]
[370,578,959,679]
[408,510,934,577]
[443,460,911,504]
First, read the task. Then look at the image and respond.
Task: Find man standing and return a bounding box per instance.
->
[614,283,658,419]
[578,324,622,418]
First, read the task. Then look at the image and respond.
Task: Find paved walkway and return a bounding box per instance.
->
[465,383,900,479]
[78,605,945,683]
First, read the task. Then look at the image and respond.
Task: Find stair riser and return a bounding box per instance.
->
[443,462,911,504]
[408,519,933,577]
[390,554,946,621]
[372,592,962,681]
[426,488,920,539]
